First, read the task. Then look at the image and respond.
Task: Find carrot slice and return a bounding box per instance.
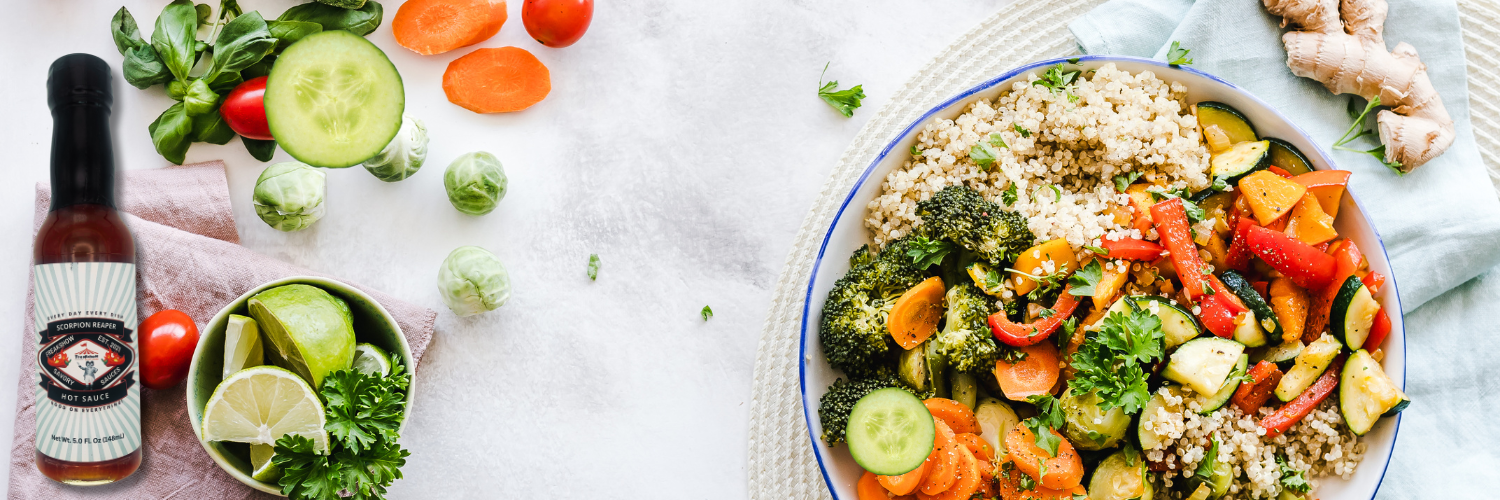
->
[393,0,507,56]
[889,277,947,349]
[919,446,981,500]
[919,420,959,495]
[994,455,1088,500]
[923,398,981,435]
[1003,426,1084,490]
[954,433,994,462]
[443,47,553,114]
[859,471,896,500]
[992,343,1060,401]
[878,456,929,496]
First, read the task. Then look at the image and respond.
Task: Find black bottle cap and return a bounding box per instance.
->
[47,53,113,112]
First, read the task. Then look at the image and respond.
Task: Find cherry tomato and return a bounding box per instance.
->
[522,0,593,48]
[139,309,199,390]
[221,76,273,140]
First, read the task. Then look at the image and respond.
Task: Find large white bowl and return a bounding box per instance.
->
[799,56,1404,499]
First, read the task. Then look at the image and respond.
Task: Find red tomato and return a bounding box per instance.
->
[221,77,273,141]
[140,310,199,390]
[522,0,593,48]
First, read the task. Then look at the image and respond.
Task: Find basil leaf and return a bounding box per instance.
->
[149,103,194,165]
[241,55,275,80]
[242,137,277,162]
[191,109,236,145]
[122,45,173,89]
[151,0,200,81]
[205,11,276,82]
[195,3,213,26]
[183,79,219,116]
[207,72,243,94]
[267,20,323,51]
[110,7,148,54]
[278,1,384,36]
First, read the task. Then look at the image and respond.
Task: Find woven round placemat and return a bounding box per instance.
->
[746,0,1500,497]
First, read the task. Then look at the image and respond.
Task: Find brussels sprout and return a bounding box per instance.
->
[444,152,507,215]
[1061,387,1131,450]
[437,246,512,316]
[1089,448,1153,500]
[253,161,326,231]
[363,115,428,182]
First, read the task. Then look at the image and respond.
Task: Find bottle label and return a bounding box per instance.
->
[33,263,139,462]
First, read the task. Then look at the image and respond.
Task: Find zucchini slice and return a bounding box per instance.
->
[1331,275,1381,350]
[1220,270,1283,342]
[1210,140,1272,184]
[1275,334,1342,402]
[1267,138,1314,175]
[1132,295,1203,349]
[1232,310,1269,348]
[1195,354,1248,414]
[1340,349,1410,435]
[1138,385,1185,451]
[1163,337,1245,395]
[1252,340,1304,365]
[1196,101,1259,150]
[846,388,936,475]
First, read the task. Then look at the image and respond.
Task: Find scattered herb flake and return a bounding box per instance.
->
[1001,183,1019,206]
[906,236,954,270]
[1113,171,1143,192]
[587,254,600,281]
[1084,244,1108,256]
[1014,124,1031,137]
[701,305,714,321]
[1167,41,1194,66]
[911,146,922,156]
[817,63,865,117]
[1066,259,1104,297]
[1278,455,1311,494]
[970,142,999,169]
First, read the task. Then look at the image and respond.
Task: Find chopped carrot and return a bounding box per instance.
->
[1003,426,1084,490]
[924,398,980,435]
[878,457,928,496]
[992,343,1060,401]
[919,419,959,495]
[393,0,507,56]
[920,446,981,500]
[889,277,947,349]
[443,47,552,113]
[954,433,994,462]
[994,455,1088,500]
[859,471,898,500]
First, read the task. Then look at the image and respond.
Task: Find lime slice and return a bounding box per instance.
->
[250,443,281,482]
[249,284,356,388]
[352,343,391,376]
[223,314,266,380]
[202,365,329,453]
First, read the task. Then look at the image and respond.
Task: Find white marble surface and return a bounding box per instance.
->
[0,0,1008,496]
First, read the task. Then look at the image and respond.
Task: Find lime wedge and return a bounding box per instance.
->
[250,443,281,482]
[352,343,391,376]
[202,365,329,453]
[223,314,265,380]
[248,284,356,388]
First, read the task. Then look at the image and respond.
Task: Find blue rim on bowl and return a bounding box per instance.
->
[796,55,1404,499]
[185,276,417,495]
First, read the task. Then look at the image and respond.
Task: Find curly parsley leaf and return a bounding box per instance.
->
[1022,394,1067,457]
[1001,183,1019,206]
[817,63,865,117]
[1278,455,1311,494]
[274,435,345,500]
[1014,124,1031,137]
[1035,63,1081,102]
[1068,303,1165,413]
[1066,259,1104,297]
[971,142,999,169]
[1167,41,1194,66]
[1113,171,1143,193]
[587,253,600,281]
[907,235,954,270]
[1195,438,1221,481]
[322,367,409,452]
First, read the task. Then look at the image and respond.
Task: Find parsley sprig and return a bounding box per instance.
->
[1067,302,1165,414]
[1166,41,1194,66]
[1022,394,1067,457]
[971,133,1008,170]
[1065,259,1104,297]
[906,235,954,270]
[274,366,412,500]
[817,63,865,117]
[1277,455,1311,494]
[1034,64,1081,103]
[1334,95,1403,175]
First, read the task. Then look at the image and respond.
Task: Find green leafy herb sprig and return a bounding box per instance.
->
[906,235,954,270]
[1022,394,1067,457]
[1277,455,1311,494]
[1166,41,1194,66]
[1034,64,1081,103]
[818,63,865,117]
[1335,96,1404,175]
[273,365,411,500]
[587,254,600,280]
[701,306,714,321]
[1067,302,1165,414]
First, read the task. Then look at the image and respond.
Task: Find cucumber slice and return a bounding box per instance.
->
[1089,449,1153,500]
[1330,275,1380,350]
[1252,340,1304,365]
[1163,337,1245,395]
[1340,349,1409,435]
[845,388,936,475]
[1275,334,1342,402]
[1266,138,1314,175]
[1194,354,1247,414]
[1210,140,1271,184]
[1220,270,1282,343]
[1132,296,1202,349]
[1196,102,1259,149]
[266,30,405,168]
[1138,385,1185,451]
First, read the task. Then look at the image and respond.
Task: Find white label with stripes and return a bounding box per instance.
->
[33,262,139,462]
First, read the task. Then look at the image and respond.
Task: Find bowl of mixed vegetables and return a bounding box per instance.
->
[800,56,1406,500]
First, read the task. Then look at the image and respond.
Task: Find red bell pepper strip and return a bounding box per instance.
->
[1245,225,1336,291]
[1232,361,1284,415]
[1224,217,1255,272]
[1305,240,1363,342]
[1207,274,1248,314]
[1261,354,1346,438]
[1362,271,1386,295]
[1362,309,1393,351]
[988,286,1081,347]
[1150,198,1212,302]
[1267,165,1294,178]
[1101,237,1166,261]
[1197,294,1239,339]
[1251,280,1269,300]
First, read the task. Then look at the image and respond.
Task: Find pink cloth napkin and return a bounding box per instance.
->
[9,162,436,498]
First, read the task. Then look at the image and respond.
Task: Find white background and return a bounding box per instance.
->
[0,0,1006,496]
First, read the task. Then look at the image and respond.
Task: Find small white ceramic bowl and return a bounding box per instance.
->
[186,276,417,495]
[799,55,1404,500]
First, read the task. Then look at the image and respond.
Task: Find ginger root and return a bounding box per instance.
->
[1264,0,1454,172]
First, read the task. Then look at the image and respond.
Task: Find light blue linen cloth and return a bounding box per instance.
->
[1071,0,1500,497]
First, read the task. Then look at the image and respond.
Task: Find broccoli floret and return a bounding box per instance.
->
[819,239,926,378]
[933,283,1002,374]
[916,185,1034,264]
[817,370,907,446]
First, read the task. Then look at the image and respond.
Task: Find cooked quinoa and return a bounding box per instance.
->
[1142,386,1366,499]
[865,63,1211,250]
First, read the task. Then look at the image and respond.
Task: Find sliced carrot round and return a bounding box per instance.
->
[923,398,980,435]
[393,0,507,56]
[954,433,994,462]
[889,277,945,349]
[994,456,1088,500]
[992,343,1061,401]
[918,419,958,495]
[443,47,552,113]
[858,471,894,500]
[918,446,980,500]
[1003,426,1084,490]
[878,454,928,496]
